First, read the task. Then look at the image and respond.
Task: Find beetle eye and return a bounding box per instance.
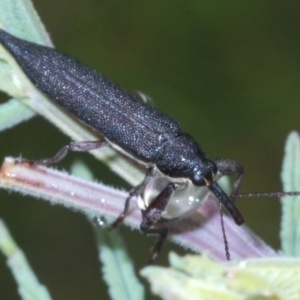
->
[192,160,218,186]
[192,172,206,186]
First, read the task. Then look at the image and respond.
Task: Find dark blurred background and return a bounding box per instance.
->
[1,1,300,299]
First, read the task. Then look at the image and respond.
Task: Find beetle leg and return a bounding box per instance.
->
[110,183,143,229]
[140,182,177,263]
[111,167,155,228]
[144,227,168,264]
[214,158,243,195]
[18,140,108,166]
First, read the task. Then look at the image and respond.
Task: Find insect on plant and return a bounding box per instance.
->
[0,29,297,263]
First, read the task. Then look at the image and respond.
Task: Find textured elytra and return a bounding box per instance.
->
[0,29,208,178]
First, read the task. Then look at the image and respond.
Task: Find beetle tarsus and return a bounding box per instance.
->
[145,228,168,265]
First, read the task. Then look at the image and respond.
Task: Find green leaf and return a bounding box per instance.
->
[0,0,51,44]
[0,0,53,131]
[280,131,300,256]
[141,252,300,300]
[0,219,52,300]
[0,98,35,131]
[96,228,145,300]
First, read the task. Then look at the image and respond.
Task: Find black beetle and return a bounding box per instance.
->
[0,29,245,262]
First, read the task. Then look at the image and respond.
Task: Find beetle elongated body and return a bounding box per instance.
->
[0,29,244,261]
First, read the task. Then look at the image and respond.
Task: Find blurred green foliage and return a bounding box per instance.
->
[1,1,300,299]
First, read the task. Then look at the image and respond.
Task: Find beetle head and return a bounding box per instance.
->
[191,159,244,225]
[191,159,217,187]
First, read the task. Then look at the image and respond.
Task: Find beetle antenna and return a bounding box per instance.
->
[219,203,230,260]
[230,191,300,198]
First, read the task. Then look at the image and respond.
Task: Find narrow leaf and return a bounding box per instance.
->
[141,252,300,300]
[0,219,52,300]
[280,131,300,256]
[0,98,35,131]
